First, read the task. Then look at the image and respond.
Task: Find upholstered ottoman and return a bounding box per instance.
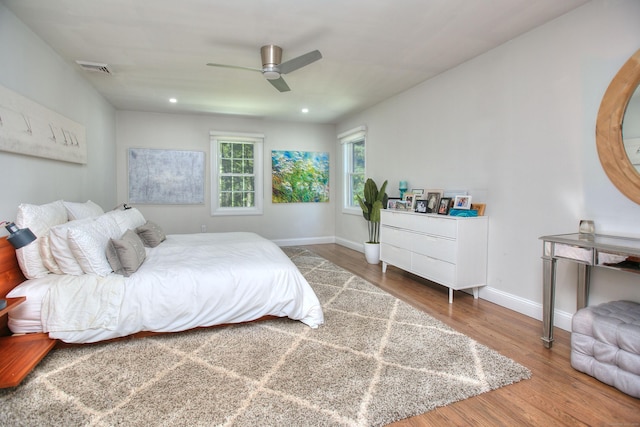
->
[571,300,640,398]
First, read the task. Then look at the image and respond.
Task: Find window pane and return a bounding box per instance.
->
[232,143,243,158]
[244,159,254,174]
[244,176,254,191]
[244,144,254,158]
[232,159,243,174]
[244,192,254,207]
[220,142,232,158]
[221,176,232,191]
[220,192,232,207]
[353,141,365,173]
[232,191,243,206]
[351,174,365,206]
[344,137,366,209]
[221,159,232,174]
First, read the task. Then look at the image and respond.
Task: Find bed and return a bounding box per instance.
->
[2,200,324,344]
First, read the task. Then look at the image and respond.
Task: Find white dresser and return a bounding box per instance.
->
[380,210,488,303]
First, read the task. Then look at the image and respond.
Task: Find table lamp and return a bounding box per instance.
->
[1,221,37,310]
[2,221,37,249]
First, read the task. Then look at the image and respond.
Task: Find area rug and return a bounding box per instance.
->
[0,247,530,426]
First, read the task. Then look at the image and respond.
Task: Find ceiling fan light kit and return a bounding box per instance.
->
[207,44,322,92]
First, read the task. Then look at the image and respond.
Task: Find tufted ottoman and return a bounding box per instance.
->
[571,300,640,397]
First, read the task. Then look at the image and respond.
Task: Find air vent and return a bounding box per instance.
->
[75,60,112,74]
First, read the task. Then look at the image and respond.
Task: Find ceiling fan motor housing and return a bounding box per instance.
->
[261,45,282,79]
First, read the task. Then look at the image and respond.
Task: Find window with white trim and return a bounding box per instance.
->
[210,132,264,216]
[340,126,366,213]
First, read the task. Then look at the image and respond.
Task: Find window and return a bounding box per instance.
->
[340,126,366,213]
[210,132,264,216]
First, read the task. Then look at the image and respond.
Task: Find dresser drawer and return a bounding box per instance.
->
[380,243,411,271]
[381,210,457,239]
[410,233,457,263]
[412,216,457,239]
[411,253,455,286]
[380,225,413,248]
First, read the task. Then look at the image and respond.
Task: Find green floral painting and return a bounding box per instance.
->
[272,150,329,203]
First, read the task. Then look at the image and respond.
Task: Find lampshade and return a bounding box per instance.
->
[3,221,37,249]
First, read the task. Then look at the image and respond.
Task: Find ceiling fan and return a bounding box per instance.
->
[207,45,322,92]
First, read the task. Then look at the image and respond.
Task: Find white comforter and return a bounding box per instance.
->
[10,232,324,343]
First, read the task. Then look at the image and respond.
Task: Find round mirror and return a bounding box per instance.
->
[622,85,640,172]
[596,49,640,203]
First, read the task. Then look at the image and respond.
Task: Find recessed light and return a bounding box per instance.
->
[169,98,177,103]
[301,108,309,113]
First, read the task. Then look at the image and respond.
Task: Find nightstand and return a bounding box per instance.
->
[0,297,56,388]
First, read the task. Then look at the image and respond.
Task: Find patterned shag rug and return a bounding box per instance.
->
[0,247,530,426]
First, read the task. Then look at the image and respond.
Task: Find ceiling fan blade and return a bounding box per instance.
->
[206,63,262,72]
[278,50,322,74]
[268,77,291,92]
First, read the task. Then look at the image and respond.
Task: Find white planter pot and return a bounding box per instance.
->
[363,242,380,264]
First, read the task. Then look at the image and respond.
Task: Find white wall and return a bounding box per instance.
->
[0,4,117,225]
[116,111,336,243]
[336,0,640,330]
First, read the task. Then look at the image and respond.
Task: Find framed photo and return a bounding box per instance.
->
[387,197,401,209]
[425,192,441,213]
[395,200,408,210]
[415,199,428,213]
[411,189,424,196]
[438,197,452,215]
[453,195,472,209]
[403,193,417,211]
[470,203,486,216]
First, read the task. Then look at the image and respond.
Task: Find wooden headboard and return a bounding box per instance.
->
[0,237,25,299]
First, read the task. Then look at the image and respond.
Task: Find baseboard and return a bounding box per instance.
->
[334,237,364,253]
[273,236,336,247]
[333,237,572,332]
[479,286,573,332]
[275,237,573,333]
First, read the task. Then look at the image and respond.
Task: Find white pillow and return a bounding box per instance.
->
[67,214,121,276]
[106,208,146,234]
[38,233,63,275]
[14,200,67,279]
[48,218,93,275]
[63,200,104,221]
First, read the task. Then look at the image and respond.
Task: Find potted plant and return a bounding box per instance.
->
[356,178,388,264]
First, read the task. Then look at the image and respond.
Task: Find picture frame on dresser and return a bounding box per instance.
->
[454,195,472,209]
[387,197,401,209]
[438,197,452,215]
[411,189,424,196]
[403,193,417,211]
[415,199,428,213]
[425,192,441,213]
[395,200,408,210]
[471,203,486,216]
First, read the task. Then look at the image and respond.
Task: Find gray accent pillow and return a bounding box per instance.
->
[135,221,166,248]
[106,229,146,277]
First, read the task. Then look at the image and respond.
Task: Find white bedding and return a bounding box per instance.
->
[8,232,324,343]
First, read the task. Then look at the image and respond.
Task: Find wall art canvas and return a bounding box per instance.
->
[128,148,205,204]
[0,84,87,164]
[272,150,329,203]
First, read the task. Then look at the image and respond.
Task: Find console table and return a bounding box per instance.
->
[539,233,640,348]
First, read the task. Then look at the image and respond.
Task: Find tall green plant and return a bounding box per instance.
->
[356,178,388,243]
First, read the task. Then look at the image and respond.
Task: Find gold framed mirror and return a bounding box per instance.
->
[596,49,640,203]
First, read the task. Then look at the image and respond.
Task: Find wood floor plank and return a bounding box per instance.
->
[302,244,640,426]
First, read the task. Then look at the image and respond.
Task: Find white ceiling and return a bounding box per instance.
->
[2,0,590,124]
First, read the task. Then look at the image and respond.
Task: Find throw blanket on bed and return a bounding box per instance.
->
[41,274,125,332]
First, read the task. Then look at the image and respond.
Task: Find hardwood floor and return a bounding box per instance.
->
[302,244,640,426]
